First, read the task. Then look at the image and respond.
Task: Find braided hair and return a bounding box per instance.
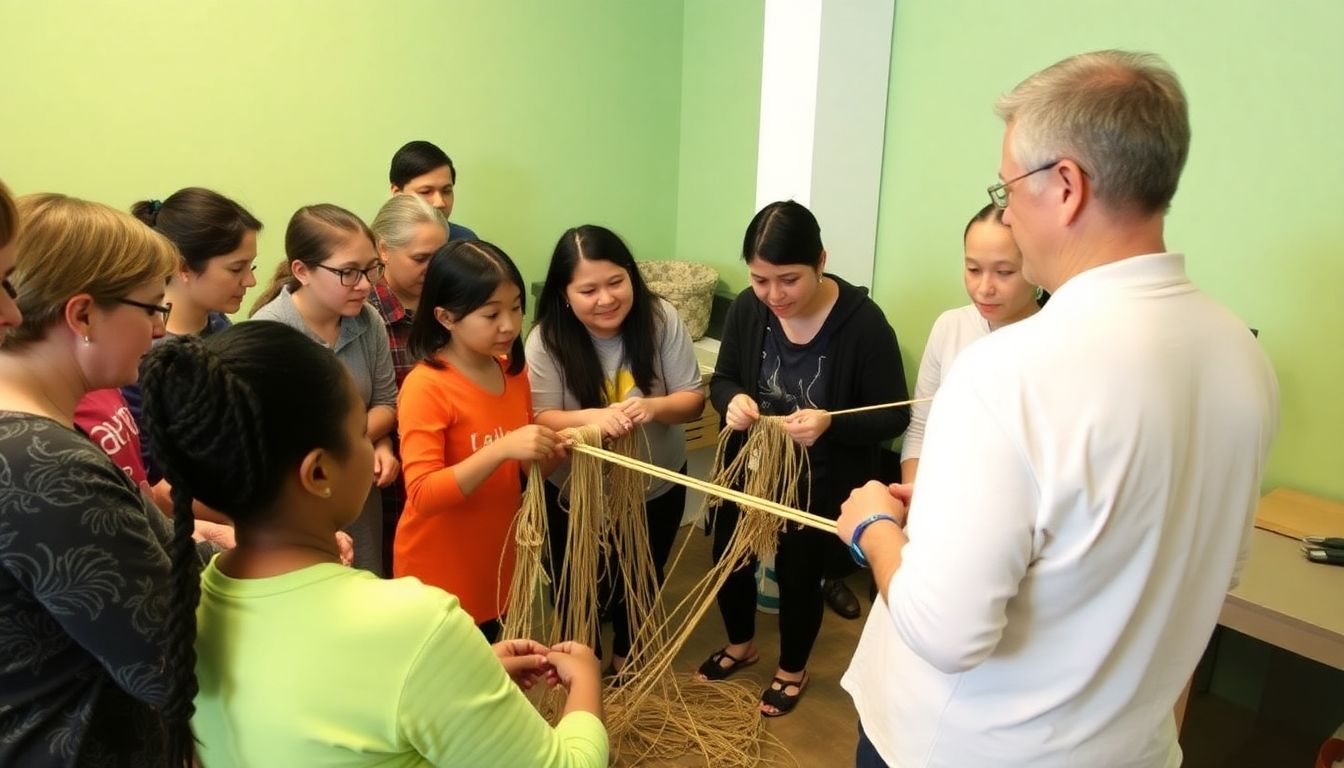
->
[140,321,354,765]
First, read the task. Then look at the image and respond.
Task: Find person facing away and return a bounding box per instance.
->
[140,321,608,767]
[389,139,479,241]
[900,203,1042,484]
[837,50,1279,768]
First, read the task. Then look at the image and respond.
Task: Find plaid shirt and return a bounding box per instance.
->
[368,282,417,389]
[368,282,415,575]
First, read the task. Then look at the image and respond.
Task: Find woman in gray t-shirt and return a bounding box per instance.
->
[526,225,704,677]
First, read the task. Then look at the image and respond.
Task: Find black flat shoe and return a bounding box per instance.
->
[822,578,861,620]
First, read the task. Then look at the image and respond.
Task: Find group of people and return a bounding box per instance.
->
[0,48,1277,768]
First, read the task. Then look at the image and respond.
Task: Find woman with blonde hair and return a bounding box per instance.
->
[0,193,186,765]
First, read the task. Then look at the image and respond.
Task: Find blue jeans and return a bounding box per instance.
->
[856,722,889,768]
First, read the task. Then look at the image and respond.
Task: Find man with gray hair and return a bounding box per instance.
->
[836,50,1278,767]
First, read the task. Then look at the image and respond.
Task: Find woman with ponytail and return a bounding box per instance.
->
[251,204,399,574]
[116,188,262,488]
[142,322,608,767]
[0,193,181,765]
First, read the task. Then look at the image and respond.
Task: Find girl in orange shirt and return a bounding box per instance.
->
[394,240,563,641]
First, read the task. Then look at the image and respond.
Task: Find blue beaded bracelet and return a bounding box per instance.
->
[848,513,899,568]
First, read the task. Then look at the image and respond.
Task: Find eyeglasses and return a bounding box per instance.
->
[116,297,173,323]
[987,160,1062,210]
[313,263,385,287]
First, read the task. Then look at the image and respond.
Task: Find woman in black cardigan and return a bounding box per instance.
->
[693,201,910,716]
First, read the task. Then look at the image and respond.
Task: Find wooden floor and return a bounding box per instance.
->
[602,522,871,767]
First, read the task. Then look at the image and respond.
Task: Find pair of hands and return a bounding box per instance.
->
[725,394,832,447]
[836,480,913,544]
[590,397,659,439]
[495,424,573,463]
[491,638,601,691]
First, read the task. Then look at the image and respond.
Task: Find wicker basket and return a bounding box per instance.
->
[638,260,718,340]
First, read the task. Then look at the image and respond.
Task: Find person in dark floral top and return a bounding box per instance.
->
[0,192,183,766]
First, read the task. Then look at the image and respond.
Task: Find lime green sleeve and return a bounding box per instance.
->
[397,605,608,767]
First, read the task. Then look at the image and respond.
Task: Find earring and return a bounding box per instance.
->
[82,335,90,344]
[322,488,332,498]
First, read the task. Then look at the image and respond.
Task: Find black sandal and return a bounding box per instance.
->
[760,672,808,717]
[694,647,759,681]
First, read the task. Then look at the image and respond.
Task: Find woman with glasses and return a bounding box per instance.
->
[0,192,182,766]
[251,204,399,574]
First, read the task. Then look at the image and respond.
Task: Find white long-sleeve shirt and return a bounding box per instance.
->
[843,254,1278,767]
[900,304,990,464]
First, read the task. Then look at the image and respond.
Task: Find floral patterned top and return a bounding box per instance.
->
[0,412,174,767]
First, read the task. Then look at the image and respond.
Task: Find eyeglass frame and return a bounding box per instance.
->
[312,262,386,287]
[987,159,1064,210]
[115,297,173,323]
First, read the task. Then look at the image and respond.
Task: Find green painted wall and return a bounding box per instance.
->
[3,2,1337,498]
[872,1,1344,499]
[673,0,764,292]
[0,0,684,302]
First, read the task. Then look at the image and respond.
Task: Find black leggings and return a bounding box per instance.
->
[544,469,687,658]
[711,500,831,673]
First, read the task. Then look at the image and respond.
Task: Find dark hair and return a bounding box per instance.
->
[742,200,823,267]
[962,202,1006,241]
[408,240,526,375]
[250,204,374,316]
[390,140,456,188]
[140,321,353,767]
[961,203,1049,307]
[131,188,262,272]
[534,225,659,408]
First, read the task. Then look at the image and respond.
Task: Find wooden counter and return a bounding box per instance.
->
[1218,488,1344,670]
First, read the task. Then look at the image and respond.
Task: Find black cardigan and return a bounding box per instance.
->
[709,274,910,518]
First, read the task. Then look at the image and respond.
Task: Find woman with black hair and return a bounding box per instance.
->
[525,225,705,676]
[692,201,910,717]
[141,321,607,766]
[394,240,565,642]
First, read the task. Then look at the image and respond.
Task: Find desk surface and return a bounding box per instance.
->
[1219,489,1344,670]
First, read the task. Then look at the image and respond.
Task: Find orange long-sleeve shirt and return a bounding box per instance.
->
[394,359,532,623]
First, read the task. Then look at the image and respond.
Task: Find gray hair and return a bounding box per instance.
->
[995,50,1190,214]
[370,194,444,250]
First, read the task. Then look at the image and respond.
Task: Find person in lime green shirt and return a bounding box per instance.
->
[139,321,606,768]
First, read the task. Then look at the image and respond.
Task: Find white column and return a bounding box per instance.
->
[755,0,894,286]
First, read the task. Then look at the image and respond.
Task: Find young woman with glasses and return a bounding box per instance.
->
[251,204,399,574]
